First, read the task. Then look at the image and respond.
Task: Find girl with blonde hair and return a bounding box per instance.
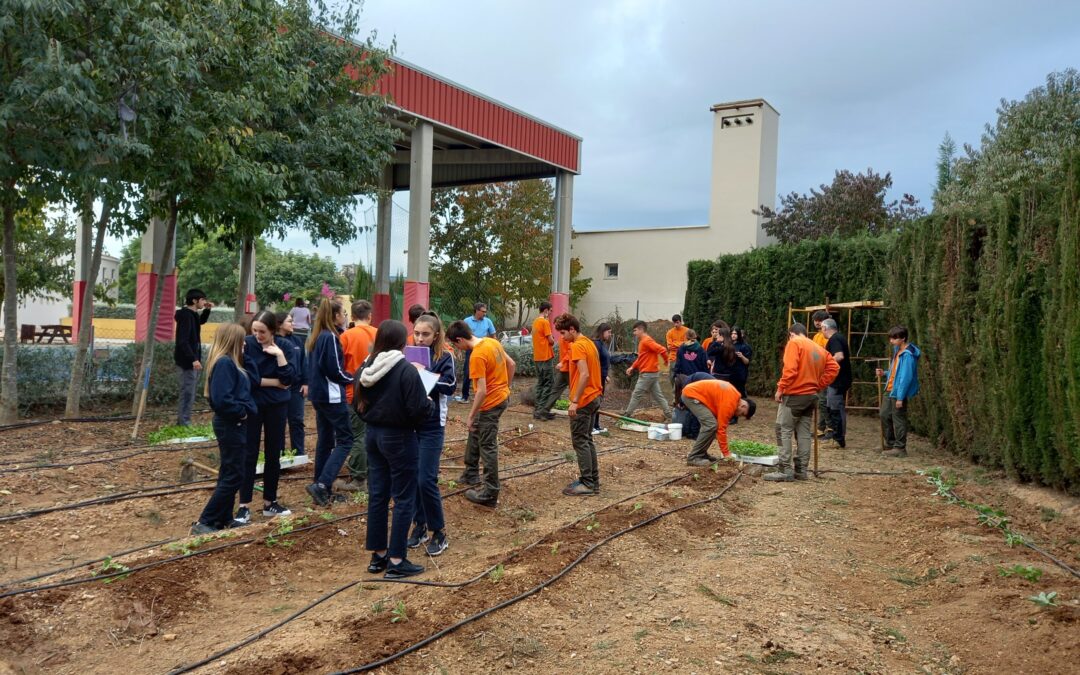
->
[192,324,258,534]
[304,299,355,507]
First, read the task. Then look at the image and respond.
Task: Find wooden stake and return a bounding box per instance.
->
[877,367,885,453]
[131,364,151,441]
[812,405,819,477]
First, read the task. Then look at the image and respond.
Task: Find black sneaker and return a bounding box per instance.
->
[367,552,388,573]
[306,482,330,507]
[456,473,481,486]
[465,487,498,507]
[426,530,448,556]
[234,506,251,525]
[263,501,292,517]
[407,524,429,549]
[385,558,425,579]
[190,521,219,535]
[226,518,250,529]
[331,493,349,503]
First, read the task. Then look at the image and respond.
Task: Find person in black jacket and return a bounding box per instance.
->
[406,313,457,556]
[237,311,294,523]
[356,320,434,579]
[304,300,355,507]
[275,312,307,456]
[191,324,258,534]
[174,289,213,426]
[591,323,612,434]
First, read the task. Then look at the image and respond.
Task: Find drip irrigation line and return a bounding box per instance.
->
[0,537,178,589]
[0,408,214,434]
[1022,541,1080,580]
[817,469,910,476]
[168,468,745,674]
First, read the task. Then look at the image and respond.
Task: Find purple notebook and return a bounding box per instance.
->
[404,345,431,368]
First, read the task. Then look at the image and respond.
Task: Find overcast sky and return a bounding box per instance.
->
[110,0,1080,270]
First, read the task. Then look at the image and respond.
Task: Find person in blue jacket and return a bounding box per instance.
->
[275,312,307,456]
[406,312,456,556]
[191,324,258,534]
[237,310,294,523]
[876,325,921,458]
[591,322,612,434]
[356,320,434,579]
[304,300,355,507]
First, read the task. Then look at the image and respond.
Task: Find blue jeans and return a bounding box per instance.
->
[198,416,247,528]
[176,366,197,425]
[365,425,419,559]
[312,401,354,488]
[413,417,446,532]
[287,389,305,454]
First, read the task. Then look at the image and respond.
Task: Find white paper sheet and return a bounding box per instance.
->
[418,368,440,394]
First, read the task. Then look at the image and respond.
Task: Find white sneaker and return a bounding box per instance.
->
[591,427,608,435]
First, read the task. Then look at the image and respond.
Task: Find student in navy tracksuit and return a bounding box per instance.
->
[276,312,307,455]
[356,320,434,579]
[591,322,612,434]
[304,300,355,507]
[192,324,258,534]
[237,310,294,523]
[406,313,456,556]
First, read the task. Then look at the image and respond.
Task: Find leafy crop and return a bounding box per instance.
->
[729,440,776,457]
[1027,591,1058,608]
[390,600,409,623]
[147,423,214,445]
[488,564,505,583]
[553,399,570,411]
[94,557,131,582]
[998,565,1043,582]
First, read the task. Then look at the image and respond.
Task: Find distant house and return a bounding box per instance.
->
[572,99,779,322]
[5,254,120,328]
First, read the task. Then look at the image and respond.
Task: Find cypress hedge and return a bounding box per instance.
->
[684,157,1080,491]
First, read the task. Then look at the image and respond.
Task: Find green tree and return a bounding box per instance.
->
[756,169,925,244]
[569,256,592,311]
[932,132,957,209]
[0,208,73,312]
[256,249,346,308]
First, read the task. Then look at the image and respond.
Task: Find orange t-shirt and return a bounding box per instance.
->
[777,334,839,396]
[682,378,742,456]
[569,335,602,409]
[630,334,666,373]
[470,337,510,411]
[532,315,554,362]
[665,325,688,363]
[812,331,828,348]
[701,336,713,351]
[340,323,376,403]
[556,336,573,372]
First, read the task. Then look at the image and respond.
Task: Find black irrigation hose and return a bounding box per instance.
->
[0,444,650,596]
[817,469,911,476]
[0,408,214,434]
[0,537,178,589]
[168,468,745,675]
[1022,541,1080,580]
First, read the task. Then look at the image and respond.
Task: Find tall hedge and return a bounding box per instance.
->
[683,158,1080,492]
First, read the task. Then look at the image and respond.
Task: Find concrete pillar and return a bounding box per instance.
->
[71,213,93,341]
[373,166,394,325]
[404,123,433,324]
[134,216,177,342]
[549,170,574,318]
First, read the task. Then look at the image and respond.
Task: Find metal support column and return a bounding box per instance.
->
[404,122,433,324]
[549,170,574,318]
[374,165,394,325]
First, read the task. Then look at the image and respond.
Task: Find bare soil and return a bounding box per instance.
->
[0,379,1077,674]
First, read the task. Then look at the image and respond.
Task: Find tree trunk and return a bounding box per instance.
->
[131,197,178,415]
[234,237,253,322]
[1,200,19,423]
[65,195,113,418]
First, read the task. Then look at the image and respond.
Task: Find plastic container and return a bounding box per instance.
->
[647,425,665,440]
[667,423,683,440]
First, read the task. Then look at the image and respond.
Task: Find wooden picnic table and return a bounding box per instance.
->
[36,324,72,344]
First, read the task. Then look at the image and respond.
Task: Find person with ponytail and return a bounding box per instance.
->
[356,320,434,579]
[405,313,456,555]
[304,300,355,507]
[237,310,294,523]
[275,312,307,456]
[191,324,258,534]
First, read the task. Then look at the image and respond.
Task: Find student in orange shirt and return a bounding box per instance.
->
[446,321,516,507]
[623,321,672,421]
[537,323,572,421]
[531,301,556,419]
[681,374,756,467]
[554,313,603,496]
[766,323,839,482]
[338,299,377,492]
[665,314,689,366]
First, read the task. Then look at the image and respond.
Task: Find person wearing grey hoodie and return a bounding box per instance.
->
[354,320,433,579]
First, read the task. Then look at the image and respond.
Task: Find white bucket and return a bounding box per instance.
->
[647,425,665,440]
[667,423,683,440]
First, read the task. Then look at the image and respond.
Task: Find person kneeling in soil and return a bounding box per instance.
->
[305,299,354,507]
[446,320,516,507]
[355,320,434,579]
[680,373,756,467]
[192,324,258,534]
[554,313,604,496]
[406,313,456,556]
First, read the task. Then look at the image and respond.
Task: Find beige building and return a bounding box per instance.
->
[573,99,779,323]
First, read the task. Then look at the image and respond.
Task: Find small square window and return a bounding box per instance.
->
[604,263,619,279]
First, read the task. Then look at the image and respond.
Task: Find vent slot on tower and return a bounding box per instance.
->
[720,113,755,129]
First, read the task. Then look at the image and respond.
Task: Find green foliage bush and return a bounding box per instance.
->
[69,302,234,323]
[683,159,1080,492]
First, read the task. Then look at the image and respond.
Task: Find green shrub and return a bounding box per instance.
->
[67,302,235,323]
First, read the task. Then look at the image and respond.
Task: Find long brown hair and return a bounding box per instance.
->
[204,323,247,397]
[414,313,448,357]
[306,299,342,352]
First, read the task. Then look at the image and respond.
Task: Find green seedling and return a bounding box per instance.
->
[320,512,336,521]
[585,517,600,532]
[695,584,736,606]
[488,564,506,583]
[352,491,369,506]
[728,440,776,457]
[998,565,1043,582]
[710,462,720,473]
[390,600,409,623]
[1027,591,1058,608]
[446,480,458,491]
[631,501,643,513]
[1039,507,1059,522]
[691,473,700,481]
[371,600,386,615]
[549,542,561,555]
[562,451,575,462]
[94,556,131,582]
[147,423,215,445]
[165,531,233,556]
